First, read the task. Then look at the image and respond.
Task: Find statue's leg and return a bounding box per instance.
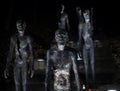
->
[22,65,27,91]
[14,67,21,91]
[90,46,95,86]
[83,46,89,84]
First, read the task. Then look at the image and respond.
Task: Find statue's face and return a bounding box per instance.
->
[83,10,90,22]
[55,30,68,45]
[16,20,26,36]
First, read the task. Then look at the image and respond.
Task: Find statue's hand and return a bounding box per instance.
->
[28,69,34,78]
[4,69,9,79]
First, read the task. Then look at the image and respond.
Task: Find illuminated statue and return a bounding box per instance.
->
[58,4,70,32]
[45,29,80,91]
[4,20,34,91]
[76,8,95,87]
[76,7,84,61]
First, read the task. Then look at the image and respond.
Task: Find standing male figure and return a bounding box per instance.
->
[58,4,70,32]
[4,20,34,91]
[77,8,95,88]
[45,29,80,91]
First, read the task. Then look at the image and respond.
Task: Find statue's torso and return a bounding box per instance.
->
[14,35,30,66]
[82,23,93,49]
[59,14,68,30]
[50,49,73,90]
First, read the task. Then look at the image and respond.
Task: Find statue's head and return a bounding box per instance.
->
[83,10,90,22]
[55,29,69,45]
[16,19,26,36]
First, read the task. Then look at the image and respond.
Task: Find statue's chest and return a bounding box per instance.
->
[19,37,28,49]
[83,31,90,40]
[51,51,72,68]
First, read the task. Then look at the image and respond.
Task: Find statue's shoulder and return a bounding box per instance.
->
[65,46,77,56]
[25,35,33,43]
[49,47,58,52]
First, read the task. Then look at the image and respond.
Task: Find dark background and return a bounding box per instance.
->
[0,0,119,42]
[0,0,120,90]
